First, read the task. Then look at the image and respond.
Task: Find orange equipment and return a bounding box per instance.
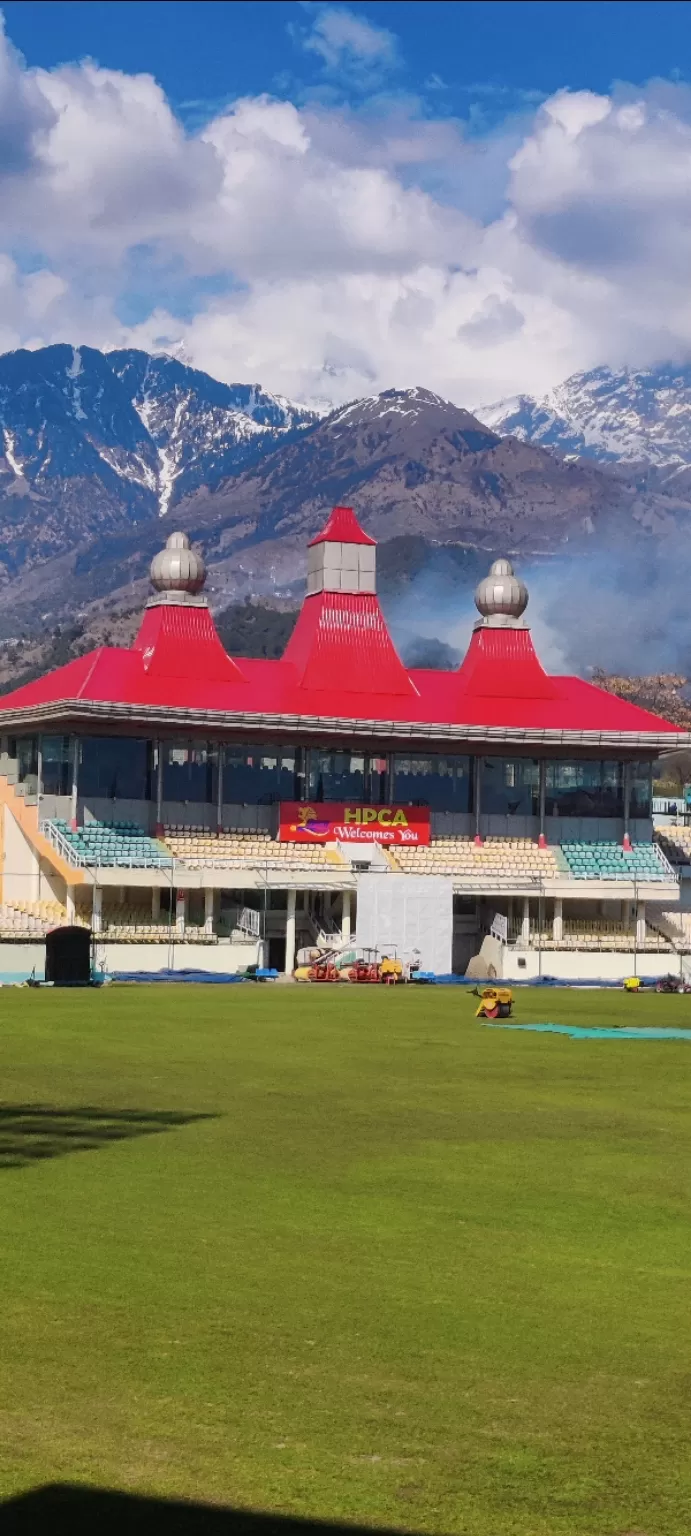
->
[307,956,341,983]
[348,950,381,983]
[475,986,513,1019]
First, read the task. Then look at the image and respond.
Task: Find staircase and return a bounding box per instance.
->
[0,772,86,894]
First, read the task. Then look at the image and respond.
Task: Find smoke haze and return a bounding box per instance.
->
[385,536,691,678]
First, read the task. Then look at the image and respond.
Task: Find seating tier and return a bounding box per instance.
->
[51,819,171,869]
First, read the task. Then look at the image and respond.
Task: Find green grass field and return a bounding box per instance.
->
[2,983,691,1535]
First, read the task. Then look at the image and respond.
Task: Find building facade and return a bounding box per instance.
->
[0,507,687,980]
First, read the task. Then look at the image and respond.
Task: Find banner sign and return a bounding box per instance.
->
[279,802,431,846]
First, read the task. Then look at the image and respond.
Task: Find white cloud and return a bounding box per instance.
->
[2,14,691,409]
[300,5,399,83]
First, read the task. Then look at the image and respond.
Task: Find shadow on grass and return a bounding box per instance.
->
[1,1486,409,1535]
[0,1105,214,1170]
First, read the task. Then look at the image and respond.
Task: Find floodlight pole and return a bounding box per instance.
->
[537,877,543,979]
[168,858,175,973]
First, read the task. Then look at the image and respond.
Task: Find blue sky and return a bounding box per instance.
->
[4,1,690,119]
[0,1,690,406]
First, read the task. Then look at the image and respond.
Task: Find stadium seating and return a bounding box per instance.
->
[394,837,562,884]
[163,826,344,871]
[517,917,673,952]
[655,825,691,865]
[560,841,669,881]
[97,903,215,942]
[50,819,172,868]
[0,897,72,939]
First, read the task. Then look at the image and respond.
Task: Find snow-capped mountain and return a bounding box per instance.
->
[480,364,691,468]
[4,359,691,643]
[109,350,318,516]
[0,344,317,564]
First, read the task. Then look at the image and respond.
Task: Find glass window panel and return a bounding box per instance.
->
[545,760,623,817]
[41,735,71,797]
[222,745,298,804]
[163,741,217,804]
[309,750,366,802]
[392,753,471,812]
[16,736,38,787]
[629,761,652,818]
[79,737,153,800]
[482,758,539,816]
[367,755,389,804]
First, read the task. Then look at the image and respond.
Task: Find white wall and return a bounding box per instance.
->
[356,873,453,973]
[0,936,261,981]
[3,806,40,901]
[502,948,676,982]
[93,940,261,974]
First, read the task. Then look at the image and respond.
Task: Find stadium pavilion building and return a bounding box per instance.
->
[0,504,690,981]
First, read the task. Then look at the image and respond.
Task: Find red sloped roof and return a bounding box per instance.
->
[457,626,557,700]
[282,590,415,696]
[0,638,682,741]
[308,506,376,546]
[133,602,246,684]
[0,543,684,741]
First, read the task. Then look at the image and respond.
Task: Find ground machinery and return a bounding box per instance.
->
[306,955,342,982]
[475,986,514,1019]
[348,949,382,983]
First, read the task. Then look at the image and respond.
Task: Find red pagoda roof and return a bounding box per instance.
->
[283,590,415,696]
[0,510,685,748]
[308,506,376,546]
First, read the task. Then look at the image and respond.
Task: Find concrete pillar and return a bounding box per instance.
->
[552,896,563,944]
[285,887,296,975]
[66,887,75,923]
[622,762,632,849]
[92,884,102,934]
[151,886,161,922]
[538,760,547,847]
[216,745,224,833]
[521,896,530,945]
[473,756,482,845]
[155,742,164,834]
[636,900,646,946]
[175,888,187,936]
[342,888,351,942]
[204,887,215,936]
[70,736,79,830]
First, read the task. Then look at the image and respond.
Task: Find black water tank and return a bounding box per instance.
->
[45,925,92,985]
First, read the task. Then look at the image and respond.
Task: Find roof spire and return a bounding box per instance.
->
[473,557,528,629]
[148,531,207,608]
[306,506,376,596]
[283,505,415,695]
[457,556,555,700]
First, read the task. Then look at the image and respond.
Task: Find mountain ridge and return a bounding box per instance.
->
[1,348,691,649]
[480,363,691,471]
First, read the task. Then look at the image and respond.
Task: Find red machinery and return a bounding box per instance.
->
[348,949,381,983]
[307,956,341,982]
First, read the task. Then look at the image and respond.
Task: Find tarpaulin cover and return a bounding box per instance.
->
[484,1023,691,1040]
[113,968,246,984]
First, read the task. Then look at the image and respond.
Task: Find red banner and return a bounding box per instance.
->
[279,802,430,845]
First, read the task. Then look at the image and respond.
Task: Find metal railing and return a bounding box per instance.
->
[39,820,172,869]
[40,819,84,868]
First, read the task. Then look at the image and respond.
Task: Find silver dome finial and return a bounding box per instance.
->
[150,531,206,600]
[474,557,528,628]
